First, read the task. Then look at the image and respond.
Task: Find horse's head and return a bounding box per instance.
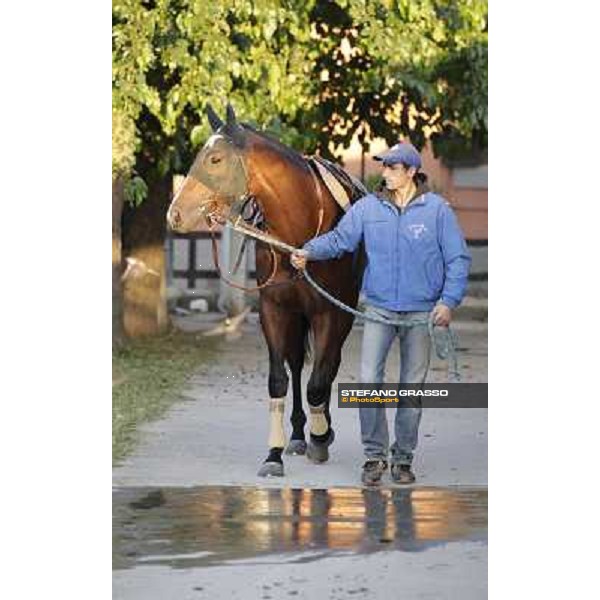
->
[167,104,250,233]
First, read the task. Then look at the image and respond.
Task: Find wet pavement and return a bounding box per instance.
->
[114,485,486,570]
[113,485,487,599]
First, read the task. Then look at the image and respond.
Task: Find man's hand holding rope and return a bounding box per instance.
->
[290,249,309,271]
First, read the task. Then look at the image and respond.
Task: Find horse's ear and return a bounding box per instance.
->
[225,103,237,126]
[224,102,246,146]
[206,103,223,131]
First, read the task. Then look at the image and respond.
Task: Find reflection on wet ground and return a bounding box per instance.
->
[113,486,487,570]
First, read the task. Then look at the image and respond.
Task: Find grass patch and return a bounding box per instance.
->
[112,329,219,465]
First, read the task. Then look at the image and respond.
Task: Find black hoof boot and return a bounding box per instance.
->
[285,439,308,455]
[307,429,335,464]
[257,448,284,477]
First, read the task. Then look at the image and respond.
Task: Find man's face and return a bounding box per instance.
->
[382,162,416,191]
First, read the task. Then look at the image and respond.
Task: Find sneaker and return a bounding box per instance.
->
[361,459,388,486]
[390,463,416,485]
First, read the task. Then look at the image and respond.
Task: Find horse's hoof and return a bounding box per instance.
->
[285,440,307,455]
[307,429,335,464]
[257,461,284,477]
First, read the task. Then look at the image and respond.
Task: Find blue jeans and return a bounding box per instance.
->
[359,304,432,465]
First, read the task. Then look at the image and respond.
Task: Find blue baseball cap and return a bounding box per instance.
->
[374,142,422,169]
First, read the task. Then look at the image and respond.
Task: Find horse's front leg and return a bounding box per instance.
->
[256,345,288,477]
[257,299,293,477]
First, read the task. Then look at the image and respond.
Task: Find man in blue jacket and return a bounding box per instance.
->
[291,142,471,485]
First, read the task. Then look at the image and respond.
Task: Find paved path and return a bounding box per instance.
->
[113,315,487,489]
[113,542,487,600]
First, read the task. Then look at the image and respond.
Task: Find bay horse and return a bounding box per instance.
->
[167,103,366,477]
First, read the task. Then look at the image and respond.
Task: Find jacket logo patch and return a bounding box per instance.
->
[408,223,427,239]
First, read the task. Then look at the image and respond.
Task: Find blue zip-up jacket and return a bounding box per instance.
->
[302,190,471,312]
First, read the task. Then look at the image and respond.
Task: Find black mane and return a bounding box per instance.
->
[219,121,367,207]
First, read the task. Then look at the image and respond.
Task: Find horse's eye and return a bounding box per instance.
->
[210,155,222,165]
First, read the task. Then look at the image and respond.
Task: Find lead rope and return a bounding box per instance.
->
[219,221,461,381]
[206,163,324,293]
[300,267,460,382]
[226,226,460,381]
[208,218,280,292]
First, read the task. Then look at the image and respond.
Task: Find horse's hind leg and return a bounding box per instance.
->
[306,311,351,463]
[285,317,310,456]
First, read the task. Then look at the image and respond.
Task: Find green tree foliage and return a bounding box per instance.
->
[112,108,148,205]
[113,0,320,179]
[113,0,487,176]
[112,109,136,180]
[301,0,488,161]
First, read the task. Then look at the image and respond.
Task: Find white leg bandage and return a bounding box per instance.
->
[310,403,328,436]
[268,398,286,448]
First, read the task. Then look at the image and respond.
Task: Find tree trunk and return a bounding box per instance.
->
[122,173,170,338]
[112,176,125,348]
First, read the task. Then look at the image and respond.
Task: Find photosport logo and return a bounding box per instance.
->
[337,384,487,408]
